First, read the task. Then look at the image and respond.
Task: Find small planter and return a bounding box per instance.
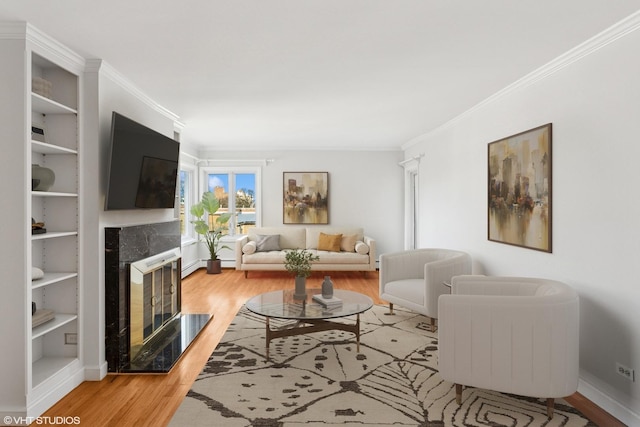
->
[293,276,307,299]
[206,259,222,274]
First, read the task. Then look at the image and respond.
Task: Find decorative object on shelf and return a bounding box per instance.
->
[32,163,55,191]
[31,125,46,142]
[190,191,232,274]
[32,266,44,280]
[31,217,46,235]
[32,308,55,328]
[32,76,53,98]
[284,249,319,299]
[283,171,329,224]
[321,275,334,298]
[32,302,36,315]
[488,123,552,253]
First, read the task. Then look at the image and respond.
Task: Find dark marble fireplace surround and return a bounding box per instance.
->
[105,220,211,373]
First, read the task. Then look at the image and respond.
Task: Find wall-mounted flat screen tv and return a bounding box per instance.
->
[105,112,180,210]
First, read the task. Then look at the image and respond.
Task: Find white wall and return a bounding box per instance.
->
[82,61,180,379]
[404,25,640,424]
[195,149,405,258]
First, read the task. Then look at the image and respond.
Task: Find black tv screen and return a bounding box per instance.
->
[105,112,180,210]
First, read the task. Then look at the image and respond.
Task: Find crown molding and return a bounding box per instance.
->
[0,22,85,73]
[402,10,640,150]
[84,58,180,123]
[0,21,27,39]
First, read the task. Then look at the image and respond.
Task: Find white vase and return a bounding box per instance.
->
[32,164,55,191]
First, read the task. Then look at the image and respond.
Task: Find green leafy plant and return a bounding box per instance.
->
[284,249,319,278]
[190,192,232,260]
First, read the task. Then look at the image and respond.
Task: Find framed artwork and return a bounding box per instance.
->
[488,123,552,252]
[283,172,329,224]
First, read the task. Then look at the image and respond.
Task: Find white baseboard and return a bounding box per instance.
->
[578,378,640,426]
[181,259,202,278]
[84,361,108,381]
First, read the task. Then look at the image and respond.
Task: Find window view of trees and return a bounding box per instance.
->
[208,172,256,235]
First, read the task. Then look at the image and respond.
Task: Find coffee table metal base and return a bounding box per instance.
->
[265,314,361,359]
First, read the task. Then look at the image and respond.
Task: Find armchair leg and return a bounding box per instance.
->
[455,384,462,404]
[384,303,395,315]
[429,317,437,332]
[546,398,554,419]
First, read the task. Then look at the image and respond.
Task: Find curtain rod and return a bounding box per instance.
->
[398,153,424,166]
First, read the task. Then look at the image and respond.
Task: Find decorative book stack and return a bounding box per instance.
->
[32,309,55,328]
[312,294,342,308]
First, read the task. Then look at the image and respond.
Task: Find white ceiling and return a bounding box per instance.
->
[1,1,639,151]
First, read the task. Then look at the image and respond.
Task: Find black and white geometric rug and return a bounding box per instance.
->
[170,305,594,426]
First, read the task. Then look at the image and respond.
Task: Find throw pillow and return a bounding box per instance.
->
[340,234,357,252]
[318,232,342,252]
[355,241,370,255]
[242,241,257,255]
[255,234,280,252]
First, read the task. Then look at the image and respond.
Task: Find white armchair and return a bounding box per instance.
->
[438,275,580,418]
[378,249,471,331]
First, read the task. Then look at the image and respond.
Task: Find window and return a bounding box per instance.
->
[201,167,260,236]
[179,165,196,242]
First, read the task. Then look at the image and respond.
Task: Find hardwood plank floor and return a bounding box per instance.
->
[37,269,624,426]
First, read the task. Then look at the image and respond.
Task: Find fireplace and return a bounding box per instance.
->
[105,220,211,373]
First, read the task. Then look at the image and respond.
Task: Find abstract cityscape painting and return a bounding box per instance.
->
[283,172,329,224]
[488,124,552,252]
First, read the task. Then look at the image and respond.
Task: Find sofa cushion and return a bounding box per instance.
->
[318,232,342,252]
[340,234,357,252]
[355,241,370,255]
[312,250,371,264]
[249,227,306,249]
[242,251,288,264]
[255,234,280,252]
[242,241,257,255]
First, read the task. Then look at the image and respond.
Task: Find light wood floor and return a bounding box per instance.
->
[38,269,624,427]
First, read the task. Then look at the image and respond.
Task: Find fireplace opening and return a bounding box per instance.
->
[129,248,181,359]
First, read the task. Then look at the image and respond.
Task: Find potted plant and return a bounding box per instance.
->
[284,249,319,299]
[190,192,232,274]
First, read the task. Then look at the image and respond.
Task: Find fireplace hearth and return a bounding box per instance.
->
[105,220,211,373]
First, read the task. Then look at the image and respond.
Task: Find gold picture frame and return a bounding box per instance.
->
[488,123,552,252]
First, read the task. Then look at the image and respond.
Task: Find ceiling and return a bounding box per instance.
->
[1,1,639,151]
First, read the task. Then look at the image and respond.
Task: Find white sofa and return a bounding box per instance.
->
[438,275,580,418]
[235,226,376,277]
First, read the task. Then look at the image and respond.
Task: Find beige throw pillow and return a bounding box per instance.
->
[242,241,257,254]
[340,234,357,252]
[318,232,342,252]
[355,241,369,255]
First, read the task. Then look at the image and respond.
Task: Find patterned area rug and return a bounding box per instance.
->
[170,305,594,427]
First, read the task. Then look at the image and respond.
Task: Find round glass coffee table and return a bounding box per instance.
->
[245,288,373,358]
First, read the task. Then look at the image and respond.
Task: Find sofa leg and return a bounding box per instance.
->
[384,303,395,316]
[455,384,462,404]
[244,271,248,278]
[546,398,554,419]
